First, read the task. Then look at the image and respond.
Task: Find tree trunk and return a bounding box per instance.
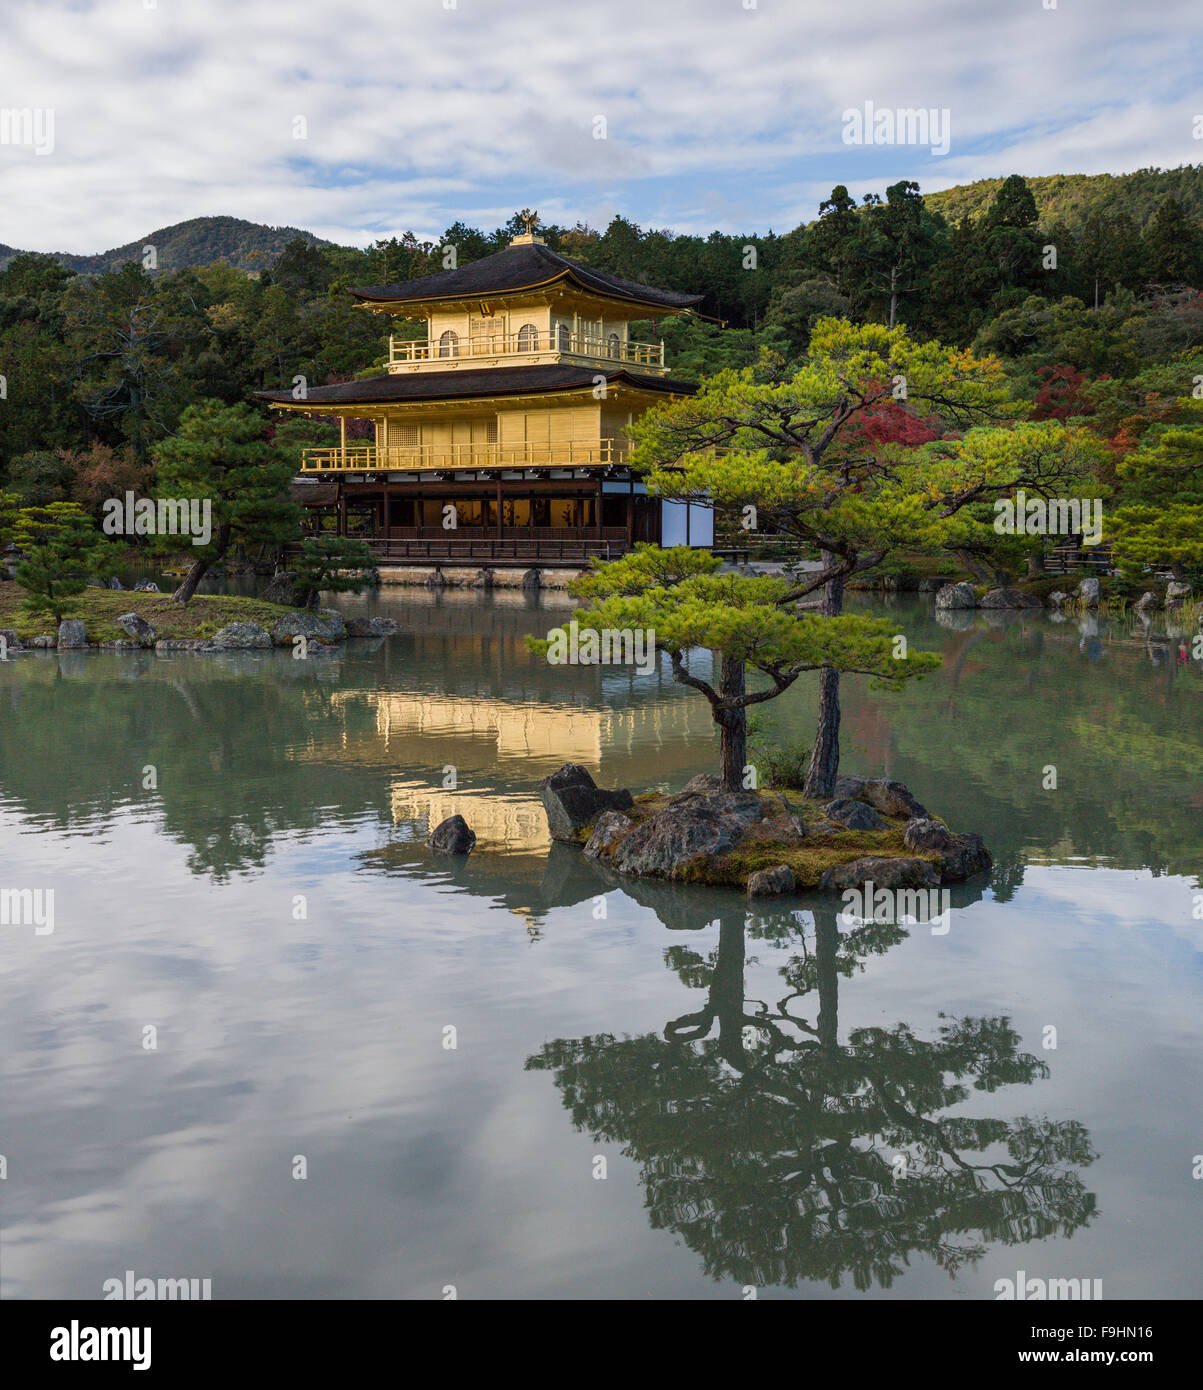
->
[172,556,211,605]
[803,665,842,798]
[803,557,845,799]
[954,546,1012,587]
[172,524,229,605]
[716,654,747,792]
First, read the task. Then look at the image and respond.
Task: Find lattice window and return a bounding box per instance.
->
[469,316,504,351]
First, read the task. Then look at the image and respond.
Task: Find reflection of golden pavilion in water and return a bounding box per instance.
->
[307,687,717,854]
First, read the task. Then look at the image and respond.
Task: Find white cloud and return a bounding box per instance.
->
[0,0,1198,250]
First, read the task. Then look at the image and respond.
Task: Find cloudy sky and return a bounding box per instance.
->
[1,0,1200,253]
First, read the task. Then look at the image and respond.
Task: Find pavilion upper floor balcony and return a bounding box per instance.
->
[300,439,630,473]
[386,329,666,373]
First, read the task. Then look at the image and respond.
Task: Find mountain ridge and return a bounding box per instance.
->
[0,215,332,275]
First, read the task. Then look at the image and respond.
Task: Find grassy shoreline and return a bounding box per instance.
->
[0,583,301,645]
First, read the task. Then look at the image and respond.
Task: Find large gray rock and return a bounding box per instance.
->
[317,608,348,630]
[108,576,124,590]
[57,618,86,649]
[583,810,634,860]
[132,578,160,593]
[115,612,157,647]
[373,617,402,634]
[668,773,723,802]
[818,856,940,892]
[747,864,798,896]
[934,582,977,610]
[832,775,929,820]
[211,621,272,649]
[1133,591,1159,615]
[1077,576,1100,607]
[610,790,766,880]
[823,797,886,831]
[541,763,635,842]
[903,817,992,881]
[427,814,476,855]
[980,587,1041,609]
[1048,591,1069,607]
[270,611,345,646]
[1166,580,1192,604]
[0,627,21,654]
[344,616,384,638]
[29,635,57,648]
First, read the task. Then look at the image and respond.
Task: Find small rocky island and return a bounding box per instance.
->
[539,763,991,896]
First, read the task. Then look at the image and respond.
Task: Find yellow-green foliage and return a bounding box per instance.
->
[529,545,942,694]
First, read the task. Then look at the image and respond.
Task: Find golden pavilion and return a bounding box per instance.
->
[257,218,713,568]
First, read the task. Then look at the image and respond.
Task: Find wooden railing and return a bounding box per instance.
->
[385,526,628,541]
[388,331,665,368]
[301,441,629,473]
[1043,542,1115,574]
[351,536,631,565]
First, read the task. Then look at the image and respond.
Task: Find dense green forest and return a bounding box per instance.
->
[2,170,1202,585]
[923,166,1203,232]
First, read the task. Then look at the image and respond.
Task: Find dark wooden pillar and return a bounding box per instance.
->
[337,486,347,537]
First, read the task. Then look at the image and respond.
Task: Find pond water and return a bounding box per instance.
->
[1,590,1201,1300]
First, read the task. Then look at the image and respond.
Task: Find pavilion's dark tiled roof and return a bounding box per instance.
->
[349,241,703,312]
[257,365,697,408]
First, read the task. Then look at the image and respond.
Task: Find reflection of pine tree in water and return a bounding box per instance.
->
[526,906,1097,1292]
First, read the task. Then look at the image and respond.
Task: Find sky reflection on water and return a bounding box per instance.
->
[1,591,1200,1299]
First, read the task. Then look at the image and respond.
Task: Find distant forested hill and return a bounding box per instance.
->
[924,166,1203,231]
[0,216,332,275]
[6,168,1201,281]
